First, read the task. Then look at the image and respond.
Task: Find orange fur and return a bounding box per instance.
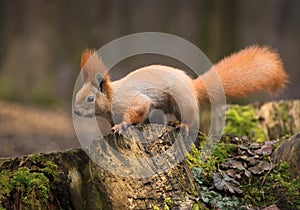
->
[124,103,150,124]
[193,46,288,104]
[80,48,112,100]
[80,48,96,69]
[80,48,110,84]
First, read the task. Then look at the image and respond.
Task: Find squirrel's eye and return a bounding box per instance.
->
[87,96,94,103]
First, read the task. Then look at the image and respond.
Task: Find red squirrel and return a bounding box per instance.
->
[74,46,287,133]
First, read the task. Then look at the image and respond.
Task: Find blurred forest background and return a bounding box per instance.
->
[0,0,299,106]
[0,0,299,157]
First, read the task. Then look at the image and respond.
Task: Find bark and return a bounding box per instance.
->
[254,100,300,139]
[201,100,300,139]
[272,132,300,178]
[0,125,199,210]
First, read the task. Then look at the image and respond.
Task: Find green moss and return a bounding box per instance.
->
[186,110,300,209]
[223,105,265,142]
[27,155,59,182]
[186,134,237,178]
[0,170,13,204]
[151,198,173,210]
[192,202,209,210]
[0,158,59,209]
[277,103,289,122]
[11,167,50,208]
[186,133,217,177]
[187,137,240,209]
[241,161,300,209]
[186,144,217,179]
[152,205,160,210]
[272,134,290,150]
[0,167,50,209]
[163,197,172,210]
[213,142,238,163]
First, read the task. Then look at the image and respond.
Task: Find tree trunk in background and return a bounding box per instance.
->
[254,100,300,140]
[0,0,58,104]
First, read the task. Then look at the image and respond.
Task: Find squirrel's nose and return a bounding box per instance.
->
[74,110,82,116]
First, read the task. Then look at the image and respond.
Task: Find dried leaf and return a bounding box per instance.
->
[249,142,260,149]
[235,173,242,179]
[244,169,251,178]
[262,204,280,210]
[221,159,246,171]
[248,161,273,174]
[254,144,273,156]
[247,156,259,166]
[225,169,236,178]
[235,155,249,161]
[238,144,248,150]
[235,155,259,166]
[263,140,279,146]
[247,149,256,156]
[213,172,243,194]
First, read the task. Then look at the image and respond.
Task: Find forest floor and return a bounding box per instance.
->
[0,100,80,157]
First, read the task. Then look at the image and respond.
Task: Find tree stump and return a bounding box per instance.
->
[0,125,200,210]
[200,100,300,140]
[272,132,300,178]
[254,100,300,139]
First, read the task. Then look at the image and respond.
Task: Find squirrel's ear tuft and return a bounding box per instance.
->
[80,48,96,69]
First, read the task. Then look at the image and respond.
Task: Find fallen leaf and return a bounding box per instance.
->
[213,172,243,194]
[248,161,273,174]
[249,142,260,149]
[247,149,256,156]
[254,144,273,156]
[238,144,248,150]
[262,204,280,210]
[235,155,258,166]
[225,169,236,178]
[221,159,246,171]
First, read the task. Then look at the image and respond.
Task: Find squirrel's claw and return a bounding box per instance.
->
[168,121,190,135]
[112,122,130,135]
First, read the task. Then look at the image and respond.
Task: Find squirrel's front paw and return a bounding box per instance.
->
[112,122,130,135]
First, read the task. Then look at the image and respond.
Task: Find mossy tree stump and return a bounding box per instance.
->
[254,100,300,139]
[0,125,200,210]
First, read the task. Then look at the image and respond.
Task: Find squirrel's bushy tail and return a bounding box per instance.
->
[193,46,288,104]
